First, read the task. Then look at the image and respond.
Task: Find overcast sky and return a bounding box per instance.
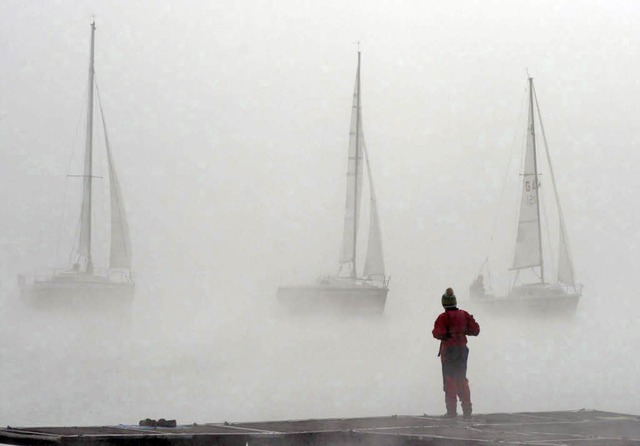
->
[1,0,640,426]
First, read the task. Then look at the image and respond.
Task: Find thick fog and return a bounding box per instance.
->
[1,0,640,427]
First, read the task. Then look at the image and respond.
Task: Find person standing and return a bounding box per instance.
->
[432,287,480,419]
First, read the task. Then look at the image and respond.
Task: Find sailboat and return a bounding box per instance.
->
[469,77,581,314]
[277,51,389,313]
[18,22,134,303]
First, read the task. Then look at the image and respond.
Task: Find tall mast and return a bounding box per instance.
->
[83,20,96,273]
[352,50,361,279]
[529,77,544,283]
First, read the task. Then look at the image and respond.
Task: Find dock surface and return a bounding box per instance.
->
[1,410,639,445]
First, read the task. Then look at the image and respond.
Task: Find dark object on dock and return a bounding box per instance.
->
[157,419,177,428]
[138,418,177,428]
[2,410,639,445]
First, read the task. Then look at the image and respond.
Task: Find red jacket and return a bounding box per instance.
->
[432,308,480,357]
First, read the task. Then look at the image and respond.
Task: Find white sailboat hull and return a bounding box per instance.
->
[19,270,134,308]
[470,283,581,316]
[277,279,388,314]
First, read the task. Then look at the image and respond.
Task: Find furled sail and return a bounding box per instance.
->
[512,85,542,270]
[97,87,132,270]
[339,58,364,271]
[362,137,385,281]
[77,22,96,270]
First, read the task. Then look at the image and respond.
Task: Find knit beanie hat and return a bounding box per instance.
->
[441,287,457,308]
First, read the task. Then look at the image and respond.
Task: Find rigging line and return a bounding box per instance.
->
[539,175,556,278]
[508,82,533,291]
[483,82,528,270]
[56,73,91,262]
[477,256,488,276]
[69,212,81,266]
[475,256,493,293]
[531,266,541,280]
[94,76,105,183]
[510,268,520,292]
[510,81,535,266]
[93,79,109,267]
[533,84,576,285]
[56,177,72,263]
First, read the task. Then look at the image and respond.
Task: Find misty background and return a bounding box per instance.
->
[1,0,640,426]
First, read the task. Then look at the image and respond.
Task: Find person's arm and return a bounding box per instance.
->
[432,314,449,340]
[466,313,480,336]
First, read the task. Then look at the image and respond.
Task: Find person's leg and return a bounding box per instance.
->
[442,359,458,416]
[458,377,472,416]
[458,348,472,417]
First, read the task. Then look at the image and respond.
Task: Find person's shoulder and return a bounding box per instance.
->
[434,311,447,320]
[462,309,479,321]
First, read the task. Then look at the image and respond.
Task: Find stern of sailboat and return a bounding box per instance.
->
[277,281,388,315]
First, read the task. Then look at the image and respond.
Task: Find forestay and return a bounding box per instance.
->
[557,223,574,286]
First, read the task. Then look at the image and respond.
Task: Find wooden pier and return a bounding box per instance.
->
[1,410,639,445]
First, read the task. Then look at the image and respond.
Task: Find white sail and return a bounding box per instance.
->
[512,85,542,270]
[557,218,574,286]
[363,135,385,280]
[107,142,132,269]
[97,88,132,270]
[339,57,364,271]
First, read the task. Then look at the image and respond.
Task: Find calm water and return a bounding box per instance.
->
[0,272,637,427]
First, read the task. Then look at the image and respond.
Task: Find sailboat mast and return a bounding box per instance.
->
[352,50,361,279]
[83,21,96,273]
[529,77,544,283]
